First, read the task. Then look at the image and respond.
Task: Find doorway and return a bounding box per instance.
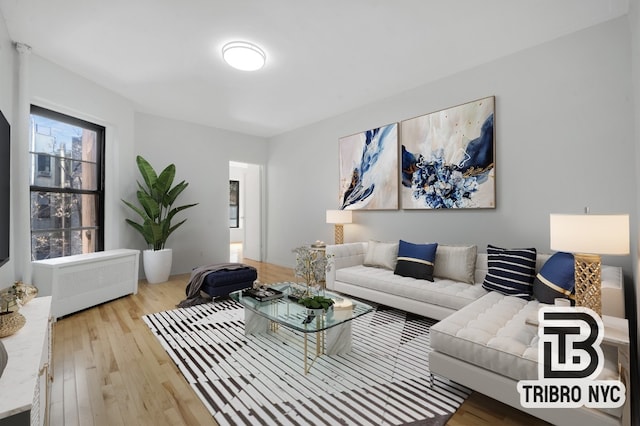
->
[229,161,263,262]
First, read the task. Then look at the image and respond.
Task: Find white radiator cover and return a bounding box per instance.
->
[32,249,140,320]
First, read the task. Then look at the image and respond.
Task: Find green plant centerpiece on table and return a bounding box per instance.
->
[298,295,335,311]
[122,155,198,283]
[292,246,333,297]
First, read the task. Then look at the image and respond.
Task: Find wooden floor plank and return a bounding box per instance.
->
[49,255,547,426]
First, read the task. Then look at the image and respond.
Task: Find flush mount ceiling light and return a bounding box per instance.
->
[222,41,266,71]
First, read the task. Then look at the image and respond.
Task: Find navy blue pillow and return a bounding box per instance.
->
[533,252,575,305]
[394,240,438,281]
[482,245,536,300]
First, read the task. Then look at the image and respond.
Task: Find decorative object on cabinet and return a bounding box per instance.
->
[401,96,495,209]
[0,340,6,378]
[339,122,398,210]
[0,311,26,338]
[0,284,26,338]
[0,281,38,309]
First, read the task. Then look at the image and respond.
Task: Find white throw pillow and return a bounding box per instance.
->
[433,245,477,284]
[364,240,399,270]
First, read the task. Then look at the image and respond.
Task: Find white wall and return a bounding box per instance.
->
[229,163,263,260]
[242,163,263,261]
[266,17,636,277]
[0,50,136,284]
[0,15,15,286]
[133,113,267,275]
[29,56,137,252]
[1,33,133,287]
[629,0,640,404]
[2,43,268,281]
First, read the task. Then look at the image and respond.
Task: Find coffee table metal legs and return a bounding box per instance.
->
[303,329,327,374]
[243,309,352,375]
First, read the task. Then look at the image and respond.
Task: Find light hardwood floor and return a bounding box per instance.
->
[49,257,548,426]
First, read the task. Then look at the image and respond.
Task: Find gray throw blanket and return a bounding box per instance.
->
[177,262,250,308]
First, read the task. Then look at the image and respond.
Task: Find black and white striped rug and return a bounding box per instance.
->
[143,299,470,426]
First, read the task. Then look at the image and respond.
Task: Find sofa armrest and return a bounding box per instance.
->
[602,264,625,318]
[325,242,368,290]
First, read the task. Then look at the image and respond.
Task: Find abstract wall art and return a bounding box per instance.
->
[339,123,398,210]
[401,96,495,209]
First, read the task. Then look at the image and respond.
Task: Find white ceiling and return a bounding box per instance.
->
[0,0,629,137]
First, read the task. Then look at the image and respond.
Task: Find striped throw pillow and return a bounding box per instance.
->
[394,240,438,281]
[482,245,536,299]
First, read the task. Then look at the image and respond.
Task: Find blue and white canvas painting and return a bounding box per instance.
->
[401,97,495,209]
[339,123,398,210]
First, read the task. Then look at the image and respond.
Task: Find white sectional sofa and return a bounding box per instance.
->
[325,241,628,426]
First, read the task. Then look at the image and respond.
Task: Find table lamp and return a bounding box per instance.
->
[326,210,353,245]
[549,212,629,316]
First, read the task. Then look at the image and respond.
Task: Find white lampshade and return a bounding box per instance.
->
[326,209,353,224]
[222,41,266,71]
[549,214,629,255]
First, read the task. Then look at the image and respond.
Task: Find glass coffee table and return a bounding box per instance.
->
[230,282,374,374]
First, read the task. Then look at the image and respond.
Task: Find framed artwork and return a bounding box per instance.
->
[339,122,398,210]
[229,180,239,228]
[401,96,495,209]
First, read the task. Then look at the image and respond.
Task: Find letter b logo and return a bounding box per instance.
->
[538,307,604,380]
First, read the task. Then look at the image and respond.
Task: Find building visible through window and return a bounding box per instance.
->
[29,105,105,260]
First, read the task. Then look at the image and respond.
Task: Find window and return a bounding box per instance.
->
[29,105,105,260]
[229,180,239,228]
[36,154,51,177]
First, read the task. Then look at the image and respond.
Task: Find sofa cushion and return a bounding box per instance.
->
[533,251,575,304]
[431,292,539,380]
[434,245,477,284]
[363,240,398,270]
[482,245,536,300]
[430,291,623,418]
[336,265,487,311]
[394,240,438,281]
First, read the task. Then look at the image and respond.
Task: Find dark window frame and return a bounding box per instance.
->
[29,105,105,260]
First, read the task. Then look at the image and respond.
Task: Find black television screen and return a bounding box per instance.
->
[0,110,9,267]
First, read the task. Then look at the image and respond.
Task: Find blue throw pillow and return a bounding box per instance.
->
[482,245,537,300]
[533,252,575,305]
[394,240,438,281]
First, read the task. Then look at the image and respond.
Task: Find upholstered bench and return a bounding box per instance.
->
[201,265,257,298]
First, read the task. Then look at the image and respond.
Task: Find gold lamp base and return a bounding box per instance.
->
[574,253,602,317]
[334,224,344,245]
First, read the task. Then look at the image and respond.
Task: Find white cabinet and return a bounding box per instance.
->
[0,297,52,425]
[602,315,630,426]
[32,249,139,320]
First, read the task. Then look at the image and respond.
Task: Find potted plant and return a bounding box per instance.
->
[122,155,197,283]
[292,246,333,296]
[298,295,335,312]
